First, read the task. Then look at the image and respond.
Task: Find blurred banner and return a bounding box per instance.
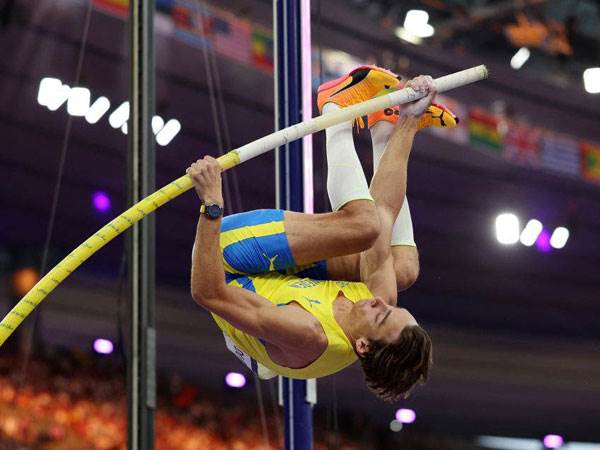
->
[92,0,600,186]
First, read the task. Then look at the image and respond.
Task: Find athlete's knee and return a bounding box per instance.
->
[394,250,420,291]
[341,200,381,250]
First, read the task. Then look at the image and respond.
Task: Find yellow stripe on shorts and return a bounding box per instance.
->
[219,221,285,249]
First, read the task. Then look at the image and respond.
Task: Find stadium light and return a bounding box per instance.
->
[495,213,520,245]
[395,408,416,424]
[224,372,246,388]
[47,84,71,111]
[520,219,543,246]
[152,115,165,134]
[389,419,403,432]
[510,47,530,70]
[93,338,114,355]
[37,77,62,107]
[85,96,111,124]
[583,68,600,94]
[109,101,130,128]
[477,436,544,450]
[156,119,182,146]
[404,10,434,38]
[544,434,564,449]
[92,191,111,213]
[550,227,569,249]
[67,87,91,116]
[535,228,552,253]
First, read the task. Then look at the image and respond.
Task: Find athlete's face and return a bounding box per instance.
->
[349,298,417,355]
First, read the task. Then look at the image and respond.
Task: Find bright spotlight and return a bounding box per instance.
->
[85,96,111,124]
[396,9,434,43]
[37,77,62,107]
[109,101,130,128]
[224,372,246,388]
[495,213,520,245]
[67,87,91,116]
[543,434,564,449]
[395,408,416,424]
[510,47,530,70]
[583,68,600,94]
[152,115,165,134]
[47,84,71,111]
[520,219,543,246]
[93,338,114,355]
[550,227,569,249]
[156,119,181,146]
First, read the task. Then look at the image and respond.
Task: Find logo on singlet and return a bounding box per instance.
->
[289,279,320,288]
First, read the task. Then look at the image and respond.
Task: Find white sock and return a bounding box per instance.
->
[370,120,416,246]
[324,103,373,211]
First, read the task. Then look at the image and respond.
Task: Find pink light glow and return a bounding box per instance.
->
[535,228,552,253]
[395,408,416,424]
[543,434,564,448]
[93,338,114,355]
[301,0,314,213]
[92,191,111,213]
[225,372,246,388]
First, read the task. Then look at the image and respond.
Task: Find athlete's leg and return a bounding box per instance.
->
[284,104,380,265]
[320,112,421,289]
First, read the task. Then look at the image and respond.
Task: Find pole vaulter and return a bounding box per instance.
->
[0,65,488,348]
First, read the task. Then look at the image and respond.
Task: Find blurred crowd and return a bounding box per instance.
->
[0,348,366,450]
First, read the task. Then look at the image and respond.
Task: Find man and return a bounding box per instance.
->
[188,66,457,401]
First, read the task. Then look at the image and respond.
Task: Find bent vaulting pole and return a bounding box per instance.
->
[0,64,488,348]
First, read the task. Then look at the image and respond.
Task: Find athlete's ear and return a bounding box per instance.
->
[355,337,370,357]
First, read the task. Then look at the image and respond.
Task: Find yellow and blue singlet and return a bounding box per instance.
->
[210,209,373,379]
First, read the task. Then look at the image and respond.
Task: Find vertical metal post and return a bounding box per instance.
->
[127,1,156,449]
[274,1,315,449]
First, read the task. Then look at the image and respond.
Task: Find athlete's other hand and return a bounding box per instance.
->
[401,75,436,117]
[187,156,224,206]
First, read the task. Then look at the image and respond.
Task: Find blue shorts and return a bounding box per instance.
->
[220,209,328,285]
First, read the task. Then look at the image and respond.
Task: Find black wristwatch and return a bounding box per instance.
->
[200,203,224,220]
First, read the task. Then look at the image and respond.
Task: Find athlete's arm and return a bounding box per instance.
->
[362,76,435,305]
[187,157,323,352]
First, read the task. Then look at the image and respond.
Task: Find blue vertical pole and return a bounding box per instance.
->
[274,0,315,449]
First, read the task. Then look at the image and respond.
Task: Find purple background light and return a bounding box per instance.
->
[535,228,552,253]
[395,408,416,424]
[224,372,246,388]
[93,338,114,355]
[92,191,111,213]
[543,434,564,448]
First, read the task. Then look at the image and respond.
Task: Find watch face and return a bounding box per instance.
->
[206,204,223,218]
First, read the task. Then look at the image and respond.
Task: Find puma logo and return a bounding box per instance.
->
[263,253,279,271]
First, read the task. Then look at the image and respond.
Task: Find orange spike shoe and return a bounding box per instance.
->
[317,65,400,127]
[367,102,459,130]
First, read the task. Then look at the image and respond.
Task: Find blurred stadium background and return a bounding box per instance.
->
[0,0,599,449]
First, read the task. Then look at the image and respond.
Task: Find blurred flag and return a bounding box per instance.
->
[251,29,274,71]
[468,108,502,151]
[540,132,580,176]
[214,15,252,63]
[503,120,541,167]
[93,0,128,18]
[581,142,600,183]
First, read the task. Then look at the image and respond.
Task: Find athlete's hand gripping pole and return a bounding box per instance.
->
[0,65,488,348]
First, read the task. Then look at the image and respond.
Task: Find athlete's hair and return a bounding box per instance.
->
[358,325,432,402]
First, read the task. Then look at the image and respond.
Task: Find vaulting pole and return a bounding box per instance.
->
[127,1,156,449]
